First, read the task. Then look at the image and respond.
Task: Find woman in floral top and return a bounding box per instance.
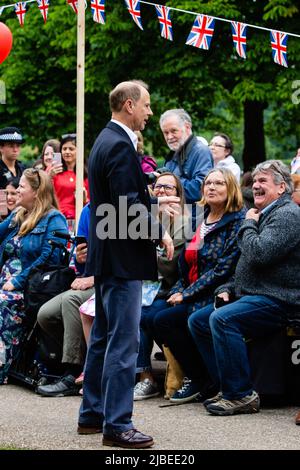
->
[0,168,68,384]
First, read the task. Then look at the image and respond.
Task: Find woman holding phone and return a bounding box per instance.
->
[41,139,61,173]
[52,134,89,221]
[33,139,62,174]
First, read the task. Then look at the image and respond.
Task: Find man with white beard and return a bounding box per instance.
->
[159,109,213,205]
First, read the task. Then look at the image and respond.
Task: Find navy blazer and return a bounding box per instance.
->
[86,121,159,280]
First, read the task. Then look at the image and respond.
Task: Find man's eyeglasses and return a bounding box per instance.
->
[204,180,226,188]
[61,133,76,140]
[153,183,177,193]
[208,142,226,149]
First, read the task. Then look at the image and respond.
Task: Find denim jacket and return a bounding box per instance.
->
[0,209,68,290]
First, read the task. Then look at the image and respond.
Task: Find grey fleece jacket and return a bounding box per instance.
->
[233,194,300,306]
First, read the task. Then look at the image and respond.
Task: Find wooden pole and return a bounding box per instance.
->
[75,0,85,231]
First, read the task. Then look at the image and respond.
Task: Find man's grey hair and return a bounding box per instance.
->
[252,159,293,194]
[159,109,192,129]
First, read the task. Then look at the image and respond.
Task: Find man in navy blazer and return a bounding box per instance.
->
[78,80,174,449]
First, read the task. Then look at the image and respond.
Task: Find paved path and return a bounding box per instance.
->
[1,384,300,450]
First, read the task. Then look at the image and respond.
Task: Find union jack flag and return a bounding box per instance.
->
[185,15,215,50]
[124,0,143,31]
[155,5,173,41]
[67,0,78,14]
[231,21,247,59]
[36,0,50,23]
[270,30,288,67]
[91,0,105,24]
[15,2,27,26]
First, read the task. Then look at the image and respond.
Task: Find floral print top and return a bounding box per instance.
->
[0,237,22,293]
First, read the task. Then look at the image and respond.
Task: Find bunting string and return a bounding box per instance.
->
[139,0,300,39]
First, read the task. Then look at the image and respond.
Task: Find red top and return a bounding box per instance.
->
[184,220,216,285]
[53,170,89,219]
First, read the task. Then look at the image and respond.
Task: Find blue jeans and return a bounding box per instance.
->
[152,300,212,388]
[188,295,289,400]
[136,299,167,373]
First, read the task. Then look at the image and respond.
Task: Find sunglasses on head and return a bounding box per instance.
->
[31,168,41,187]
[61,133,76,140]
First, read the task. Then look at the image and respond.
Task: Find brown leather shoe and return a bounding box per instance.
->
[295,411,300,425]
[77,423,102,434]
[103,429,154,448]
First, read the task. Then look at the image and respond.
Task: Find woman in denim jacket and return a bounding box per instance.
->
[0,168,68,384]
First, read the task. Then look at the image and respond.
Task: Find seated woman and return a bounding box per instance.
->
[151,168,245,403]
[134,172,190,400]
[0,168,68,384]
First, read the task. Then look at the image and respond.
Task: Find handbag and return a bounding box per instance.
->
[23,263,76,326]
[163,345,184,399]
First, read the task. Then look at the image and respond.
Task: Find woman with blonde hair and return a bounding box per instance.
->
[0,168,68,384]
[151,168,245,403]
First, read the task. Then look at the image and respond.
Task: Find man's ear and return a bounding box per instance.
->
[185,123,192,134]
[278,182,286,195]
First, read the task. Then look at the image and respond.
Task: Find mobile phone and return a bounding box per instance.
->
[52,152,62,165]
[0,189,8,216]
[75,235,87,246]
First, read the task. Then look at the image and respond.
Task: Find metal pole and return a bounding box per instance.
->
[75,0,85,231]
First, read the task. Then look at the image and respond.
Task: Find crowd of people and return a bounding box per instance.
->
[0,81,300,449]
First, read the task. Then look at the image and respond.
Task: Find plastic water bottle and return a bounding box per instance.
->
[0,339,6,365]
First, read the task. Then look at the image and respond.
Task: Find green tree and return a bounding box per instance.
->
[165,0,299,169]
[0,0,299,170]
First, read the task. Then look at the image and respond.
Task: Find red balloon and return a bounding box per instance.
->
[0,22,13,65]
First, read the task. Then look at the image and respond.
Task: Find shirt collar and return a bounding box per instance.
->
[111,119,138,151]
[260,199,278,215]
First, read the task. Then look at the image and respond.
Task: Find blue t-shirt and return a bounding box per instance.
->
[75,203,90,275]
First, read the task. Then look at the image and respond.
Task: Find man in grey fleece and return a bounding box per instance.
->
[188,160,300,416]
